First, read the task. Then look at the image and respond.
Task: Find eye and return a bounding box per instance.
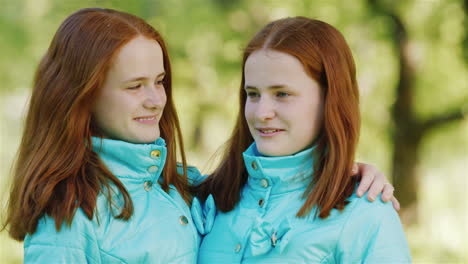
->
[246,91,259,98]
[128,84,141,90]
[276,91,290,98]
[155,79,164,86]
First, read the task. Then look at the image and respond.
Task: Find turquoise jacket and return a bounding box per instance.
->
[194,143,411,263]
[24,137,202,263]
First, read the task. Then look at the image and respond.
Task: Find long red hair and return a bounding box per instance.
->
[4,8,190,241]
[198,17,360,218]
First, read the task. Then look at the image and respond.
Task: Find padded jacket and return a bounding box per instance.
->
[24,137,202,263]
[195,143,411,263]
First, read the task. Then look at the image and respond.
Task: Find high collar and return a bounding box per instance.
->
[242,143,316,194]
[91,137,167,182]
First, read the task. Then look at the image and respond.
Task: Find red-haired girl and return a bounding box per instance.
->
[4,8,201,263]
[196,17,411,263]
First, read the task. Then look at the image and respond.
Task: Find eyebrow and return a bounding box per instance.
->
[244,85,287,90]
[124,72,166,83]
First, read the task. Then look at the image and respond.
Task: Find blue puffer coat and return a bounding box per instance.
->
[194,143,411,263]
[24,137,202,263]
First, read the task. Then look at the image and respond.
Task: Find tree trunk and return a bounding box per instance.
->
[391,127,422,224]
[368,0,467,226]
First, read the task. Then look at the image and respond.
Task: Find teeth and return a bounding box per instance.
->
[261,129,278,133]
[136,117,155,121]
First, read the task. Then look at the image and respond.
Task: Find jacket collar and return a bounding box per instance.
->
[242,143,316,194]
[91,137,167,182]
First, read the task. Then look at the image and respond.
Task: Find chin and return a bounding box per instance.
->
[142,135,160,143]
[133,128,160,143]
[141,138,158,144]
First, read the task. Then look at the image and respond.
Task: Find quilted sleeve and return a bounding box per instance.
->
[24,210,101,264]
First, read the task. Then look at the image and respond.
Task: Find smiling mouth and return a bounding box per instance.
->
[257,128,285,135]
[134,115,157,122]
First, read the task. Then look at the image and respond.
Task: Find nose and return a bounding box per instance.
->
[255,97,275,121]
[143,85,166,110]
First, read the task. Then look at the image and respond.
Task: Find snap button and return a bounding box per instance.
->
[251,161,258,170]
[258,198,264,207]
[179,215,189,225]
[260,179,269,188]
[150,150,161,159]
[144,181,153,191]
[235,243,242,253]
[147,165,159,173]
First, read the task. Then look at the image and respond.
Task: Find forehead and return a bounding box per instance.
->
[244,49,310,86]
[109,36,164,79]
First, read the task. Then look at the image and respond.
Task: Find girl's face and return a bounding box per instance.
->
[92,36,167,143]
[244,49,324,156]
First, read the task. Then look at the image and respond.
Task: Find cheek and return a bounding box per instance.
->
[159,89,168,109]
[163,93,168,107]
[293,100,323,134]
[304,103,324,139]
[91,99,117,137]
[95,94,134,122]
[244,103,257,135]
[92,97,111,123]
[244,102,255,122]
[312,100,324,126]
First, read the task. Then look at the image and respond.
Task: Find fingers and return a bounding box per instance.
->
[356,163,376,197]
[381,182,395,202]
[366,172,385,202]
[354,162,399,209]
[351,163,359,176]
[390,196,400,211]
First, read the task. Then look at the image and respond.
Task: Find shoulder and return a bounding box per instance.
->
[336,192,411,262]
[337,191,404,246]
[176,163,207,186]
[342,192,399,229]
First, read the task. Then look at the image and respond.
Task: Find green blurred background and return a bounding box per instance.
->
[1,0,467,263]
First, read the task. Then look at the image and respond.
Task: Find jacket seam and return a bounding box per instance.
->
[99,248,127,263]
[89,215,103,263]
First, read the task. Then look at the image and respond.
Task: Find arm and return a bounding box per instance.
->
[24,212,100,263]
[25,245,93,264]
